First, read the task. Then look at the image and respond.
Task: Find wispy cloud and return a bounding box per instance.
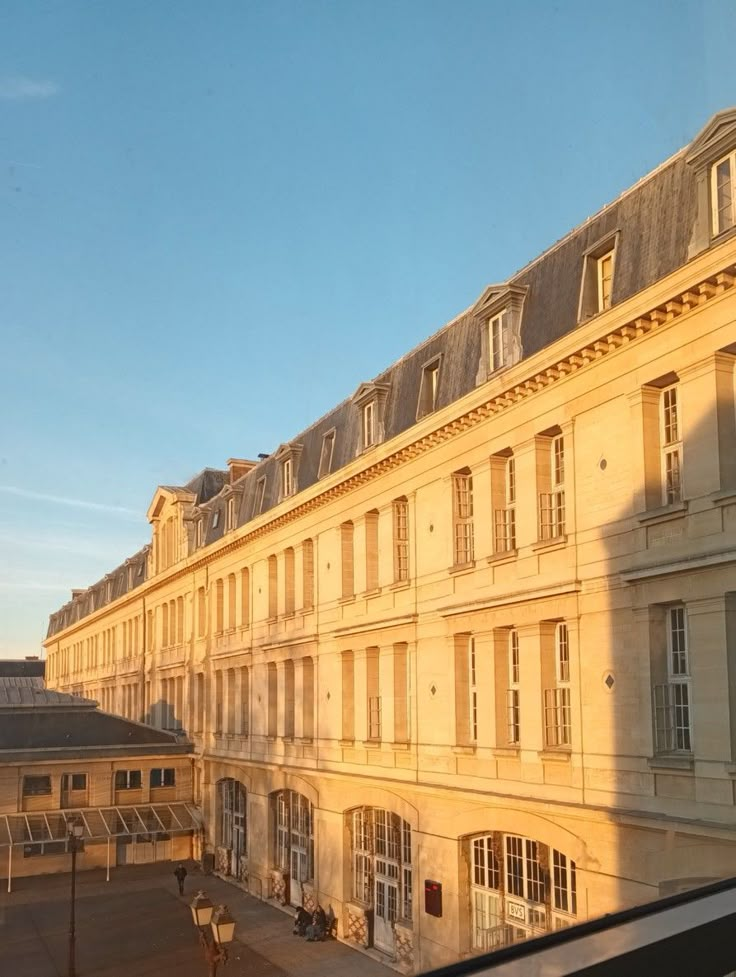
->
[0,486,139,519]
[0,76,59,100]
[0,579,69,593]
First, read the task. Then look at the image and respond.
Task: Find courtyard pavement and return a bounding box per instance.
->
[0,861,392,977]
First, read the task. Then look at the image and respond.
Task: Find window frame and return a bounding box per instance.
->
[489,309,510,373]
[507,629,520,745]
[254,476,267,516]
[22,775,52,797]
[596,250,614,312]
[114,769,142,791]
[362,400,376,450]
[150,767,176,789]
[654,606,693,754]
[392,497,409,583]
[452,469,475,566]
[468,635,478,744]
[660,384,683,505]
[417,356,442,419]
[711,149,736,236]
[318,429,336,479]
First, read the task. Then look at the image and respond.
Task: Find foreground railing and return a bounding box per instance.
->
[420,876,736,977]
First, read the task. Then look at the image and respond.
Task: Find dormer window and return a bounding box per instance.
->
[363,401,376,448]
[274,442,303,502]
[597,250,614,311]
[472,284,527,387]
[227,496,236,531]
[318,429,336,478]
[212,509,220,529]
[489,310,510,373]
[281,458,293,498]
[712,150,735,235]
[254,476,267,515]
[417,357,441,419]
[352,381,390,453]
[578,234,618,321]
[196,519,204,547]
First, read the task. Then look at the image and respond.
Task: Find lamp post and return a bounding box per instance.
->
[190,891,235,977]
[67,819,84,977]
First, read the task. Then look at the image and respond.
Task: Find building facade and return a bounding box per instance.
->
[45,110,736,972]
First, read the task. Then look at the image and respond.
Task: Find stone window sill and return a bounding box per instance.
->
[636,501,688,525]
[487,549,518,566]
[339,738,355,747]
[532,536,567,553]
[338,595,356,605]
[539,748,571,762]
[362,739,382,748]
[361,588,382,599]
[391,741,411,751]
[647,753,694,771]
[492,746,521,758]
[449,561,476,576]
[389,579,411,591]
[710,490,736,508]
[452,744,476,755]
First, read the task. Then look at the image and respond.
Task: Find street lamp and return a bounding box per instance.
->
[190,891,235,977]
[67,819,84,977]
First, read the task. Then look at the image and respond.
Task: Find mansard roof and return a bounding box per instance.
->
[46,109,736,638]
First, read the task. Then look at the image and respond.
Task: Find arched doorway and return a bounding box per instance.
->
[273,790,314,906]
[468,832,577,950]
[349,807,413,955]
[216,778,247,880]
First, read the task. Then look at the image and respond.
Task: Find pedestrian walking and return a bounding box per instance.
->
[174,863,188,895]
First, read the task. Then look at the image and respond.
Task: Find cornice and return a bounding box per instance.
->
[46,254,736,645]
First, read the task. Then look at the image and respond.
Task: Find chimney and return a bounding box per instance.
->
[25,656,40,661]
[227,458,256,484]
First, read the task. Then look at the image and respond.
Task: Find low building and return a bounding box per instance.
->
[0,681,198,887]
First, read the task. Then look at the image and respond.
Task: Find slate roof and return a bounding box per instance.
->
[0,659,45,678]
[46,109,735,639]
[0,683,89,708]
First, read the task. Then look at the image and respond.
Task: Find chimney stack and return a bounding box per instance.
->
[227,458,257,484]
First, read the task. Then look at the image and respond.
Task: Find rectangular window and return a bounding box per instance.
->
[540,435,566,540]
[302,539,314,611]
[489,310,509,372]
[23,776,52,797]
[341,521,355,598]
[281,458,293,499]
[393,497,409,582]
[394,642,409,744]
[114,770,142,790]
[712,151,736,235]
[494,455,517,552]
[62,773,87,792]
[362,401,376,449]
[318,429,336,478]
[254,477,267,516]
[240,568,250,627]
[366,647,380,740]
[468,636,478,743]
[544,623,571,747]
[268,555,278,619]
[597,250,614,311]
[418,359,441,417]
[150,768,176,788]
[654,607,692,753]
[365,510,379,592]
[507,629,520,745]
[553,850,577,915]
[452,470,474,565]
[342,650,355,741]
[284,548,295,615]
[661,385,682,505]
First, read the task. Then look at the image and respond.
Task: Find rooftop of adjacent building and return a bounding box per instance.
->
[0,657,46,678]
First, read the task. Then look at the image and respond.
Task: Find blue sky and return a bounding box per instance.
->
[1,0,734,657]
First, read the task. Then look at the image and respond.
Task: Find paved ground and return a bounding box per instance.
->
[0,861,392,977]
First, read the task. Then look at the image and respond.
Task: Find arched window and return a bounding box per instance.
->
[273,790,314,907]
[349,807,412,955]
[216,779,247,879]
[468,832,577,952]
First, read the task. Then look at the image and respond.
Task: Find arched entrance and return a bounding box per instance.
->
[349,807,413,955]
[216,778,247,880]
[273,790,314,906]
[468,832,577,950]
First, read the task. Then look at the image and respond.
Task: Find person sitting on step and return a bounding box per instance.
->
[305,906,327,942]
[293,905,311,937]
